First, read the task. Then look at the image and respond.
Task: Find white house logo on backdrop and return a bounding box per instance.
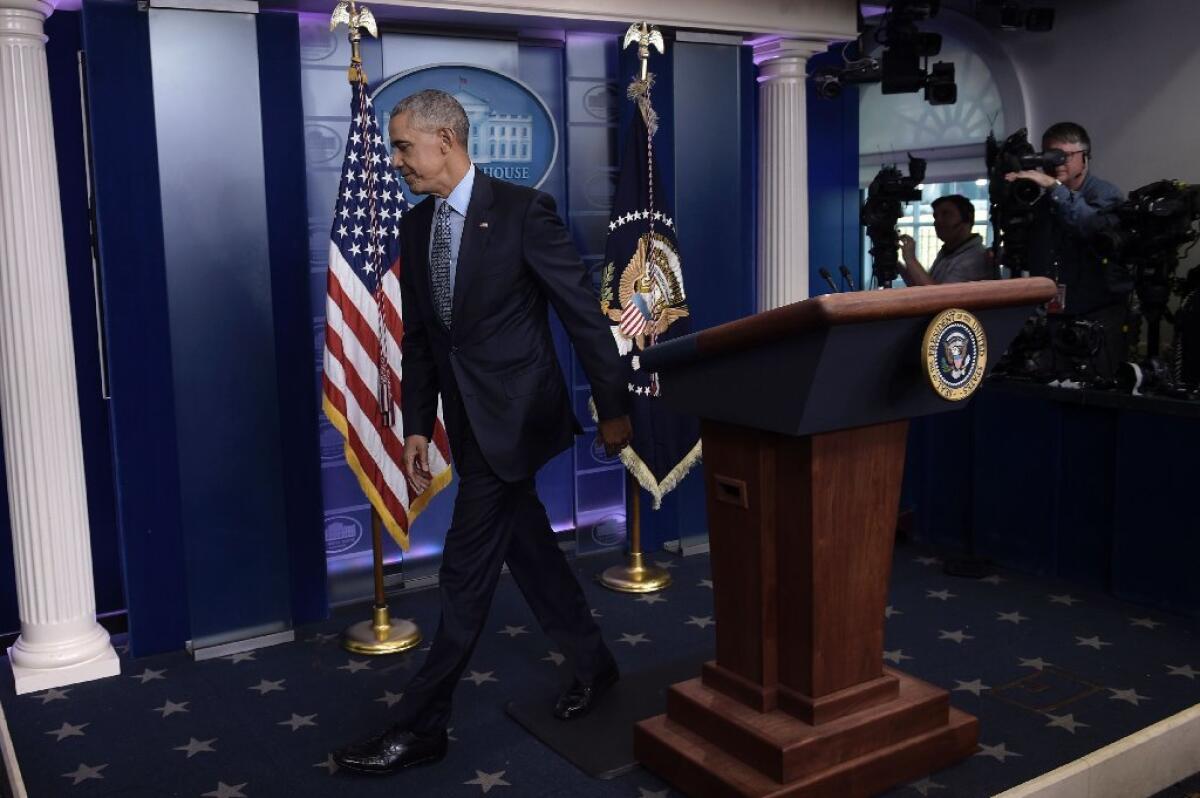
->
[324,514,364,556]
[372,64,558,193]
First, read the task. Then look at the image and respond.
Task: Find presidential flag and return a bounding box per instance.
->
[322,79,452,550]
[598,77,701,508]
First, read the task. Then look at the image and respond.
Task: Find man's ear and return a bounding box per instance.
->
[439,127,454,153]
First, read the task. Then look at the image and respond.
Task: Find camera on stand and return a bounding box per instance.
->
[862,155,926,288]
[985,128,1065,278]
[1093,179,1200,396]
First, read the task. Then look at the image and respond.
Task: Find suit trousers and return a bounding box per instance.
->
[393,397,615,735]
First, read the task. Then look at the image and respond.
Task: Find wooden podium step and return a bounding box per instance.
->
[634,670,979,798]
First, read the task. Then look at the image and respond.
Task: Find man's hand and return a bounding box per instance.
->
[1005,170,1058,189]
[897,234,917,264]
[598,415,632,457]
[403,434,432,493]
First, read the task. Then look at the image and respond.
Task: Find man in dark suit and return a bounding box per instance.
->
[333,89,633,776]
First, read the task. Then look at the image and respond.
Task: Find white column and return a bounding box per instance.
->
[753,38,827,311]
[0,0,120,693]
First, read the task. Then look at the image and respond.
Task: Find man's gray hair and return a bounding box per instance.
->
[391,89,469,147]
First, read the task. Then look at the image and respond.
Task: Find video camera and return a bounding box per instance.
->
[1093,179,1200,363]
[861,155,926,288]
[812,0,956,106]
[985,128,1066,277]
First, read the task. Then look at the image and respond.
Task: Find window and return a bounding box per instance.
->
[859,179,992,289]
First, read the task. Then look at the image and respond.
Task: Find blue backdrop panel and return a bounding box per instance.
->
[1054,408,1116,590]
[1112,411,1200,615]
[257,12,328,626]
[148,8,292,649]
[80,0,189,656]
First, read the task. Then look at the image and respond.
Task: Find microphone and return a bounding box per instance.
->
[818,267,841,293]
[838,265,857,291]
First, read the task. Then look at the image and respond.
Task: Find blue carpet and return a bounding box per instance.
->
[3,542,1199,797]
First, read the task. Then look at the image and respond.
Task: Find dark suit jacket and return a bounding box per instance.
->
[399,170,629,483]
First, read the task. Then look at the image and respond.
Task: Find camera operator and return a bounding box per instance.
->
[896,195,992,285]
[1004,121,1127,376]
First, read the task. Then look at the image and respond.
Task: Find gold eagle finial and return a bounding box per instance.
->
[331,0,379,84]
[622,21,664,82]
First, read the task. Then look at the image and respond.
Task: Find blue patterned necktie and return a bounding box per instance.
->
[430,200,453,326]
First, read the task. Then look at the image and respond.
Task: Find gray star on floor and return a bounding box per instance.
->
[1045,712,1088,733]
[1109,687,1149,706]
[498,625,529,638]
[1018,657,1052,670]
[925,589,956,601]
[1167,664,1198,679]
[639,789,670,798]
[338,659,371,673]
[248,678,285,695]
[685,615,715,629]
[913,556,940,566]
[543,650,565,666]
[278,712,318,731]
[46,722,88,742]
[174,737,217,758]
[1130,616,1163,629]
[883,649,913,664]
[938,629,974,644]
[976,742,1021,762]
[590,608,603,618]
[448,727,458,741]
[464,769,510,793]
[130,667,166,684]
[202,782,247,798]
[1048,593,1080,606]
[952,679,989,696]
[1076,635,1112,650]
[224,651,256,664]
[996,611,1028,624]
[462,670,498,686]
[314,754,338,774]
[698,579,713,589]
[376,690,403,708]
[307,632,339,644]
[34,688,70,704]
[980,574,1006,585]
[653,560,678,569]
[635,593,667,604]
[907,777,946,795]
[885,605,902,619]
[61,762,106,785]
[153,699,190,718]
[618,632,651,647]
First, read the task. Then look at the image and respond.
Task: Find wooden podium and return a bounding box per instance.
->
[634,279,1057,797]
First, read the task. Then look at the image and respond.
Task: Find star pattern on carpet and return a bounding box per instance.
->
[248,678,285,695]
[1129,616,1163,629]
[174,737,217,758]
[617,632,651,647]
[976,742,1022,762]
[201,782,247,798]
[1108,687,1149,706]
[225,651,256,664]
[885,605,903,618]
[1044,712,1089,733]
[996,611,1028,624]
[313,754,338,774]
[153,699,189,718]
[61,762,106,785]
[1166,664,1198,679]
[952,679,989,696]
[464,769,511,793]
[130,667,166,684]
[1075,636,1112,650]
[635,593,667,605]
[277,712,318,731]
[907,776,946,795]
[1048,594,1080,606]
[338,659,371,673]
[498,625,529,638]
[698,579,713,589]
[926,589,956,601]
[884,649,914,664]
[45,721,88,742]
[938,629,974,644]
[542,650,565,666]
[462,670,498,686]
[33,688,70,704]
[1018,657,1052,670]
[685,615,714,629]
[376,690,403,707]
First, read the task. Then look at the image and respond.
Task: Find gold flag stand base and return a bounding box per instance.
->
[601,471,671,593]
[341,508,422,656]
[343,604,421,655]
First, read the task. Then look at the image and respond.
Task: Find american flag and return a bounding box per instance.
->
[322,80,452,551]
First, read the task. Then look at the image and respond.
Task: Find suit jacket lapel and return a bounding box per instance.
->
[407,197,438,328]
[451,170,495,326]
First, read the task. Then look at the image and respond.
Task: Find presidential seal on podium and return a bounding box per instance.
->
[923,307,988,401]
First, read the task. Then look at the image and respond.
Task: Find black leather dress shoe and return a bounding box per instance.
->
[553,663,619,720]
[332,725,448,775]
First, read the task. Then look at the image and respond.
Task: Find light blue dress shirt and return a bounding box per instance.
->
[429,165,476,298]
